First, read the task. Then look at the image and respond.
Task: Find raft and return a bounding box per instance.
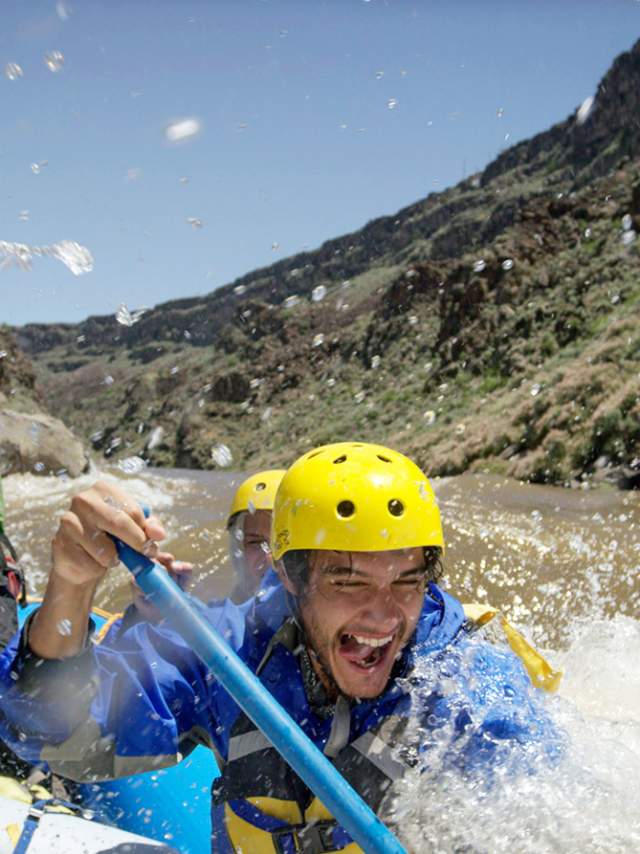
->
[0,781,180,853]
[17,602,218,854]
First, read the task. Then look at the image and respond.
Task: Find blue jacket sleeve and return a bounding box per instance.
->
[0,597,252,781]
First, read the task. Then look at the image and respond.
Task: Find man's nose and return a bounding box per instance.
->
[362,585,401,627]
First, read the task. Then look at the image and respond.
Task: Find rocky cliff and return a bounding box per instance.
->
[12,39,640,487]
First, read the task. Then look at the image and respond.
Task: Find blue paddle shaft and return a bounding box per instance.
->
[115,539,407,854]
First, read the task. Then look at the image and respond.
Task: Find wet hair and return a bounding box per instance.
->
[281,546,444,596]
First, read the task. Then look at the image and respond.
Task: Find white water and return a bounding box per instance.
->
[3,468,640,851]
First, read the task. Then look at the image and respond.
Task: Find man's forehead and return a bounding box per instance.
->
[311,548,423,572]
[243,509,271,537]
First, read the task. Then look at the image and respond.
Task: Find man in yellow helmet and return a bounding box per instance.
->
[227,469,285,602]
[0,442,561,853]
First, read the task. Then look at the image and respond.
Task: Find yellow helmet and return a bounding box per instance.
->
[271,442,443,560]
[227,469,286,527]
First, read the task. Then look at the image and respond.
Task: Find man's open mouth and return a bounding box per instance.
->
[338,632,396,670]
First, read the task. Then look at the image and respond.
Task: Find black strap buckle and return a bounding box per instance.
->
[272,819,340,854]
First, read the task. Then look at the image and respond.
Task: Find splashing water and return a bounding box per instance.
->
[164,117,201,143]
[44,50,65,72]
[118,456,148,475]
[283,295,299,309]
[576,95,595,126]
[312,333,324,347]
[311,284,327,302]
[502,258,514,271]
[390,614,640,853]
[4,63,23,81]
[387,97,398,110]
[211,444,233,467]
[116,304,148,327]
[473,259,486,273]
[0,239,93,275]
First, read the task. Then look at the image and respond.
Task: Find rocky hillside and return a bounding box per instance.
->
[13,39,640,488]
[0,326,88,478]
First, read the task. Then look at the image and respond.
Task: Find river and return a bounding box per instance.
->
[4,466,640,852]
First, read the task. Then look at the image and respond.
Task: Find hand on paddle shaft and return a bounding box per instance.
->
[29,480,188,659]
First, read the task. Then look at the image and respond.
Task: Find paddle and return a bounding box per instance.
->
[113,535,408,854]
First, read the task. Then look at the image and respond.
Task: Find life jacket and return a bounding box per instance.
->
[210,588,467,854]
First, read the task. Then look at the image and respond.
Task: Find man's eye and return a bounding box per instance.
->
[394,577,422,587]
[332,580,366,590]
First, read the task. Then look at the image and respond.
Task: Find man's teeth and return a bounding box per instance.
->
[350,633,393,647]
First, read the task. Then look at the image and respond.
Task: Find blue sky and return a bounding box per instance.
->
[1,0,639,326]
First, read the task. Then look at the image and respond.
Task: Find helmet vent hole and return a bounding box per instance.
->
[333,455,347,464]
[255,482,266,492]
[337,500,356,518]
[377,454,391,463]
[388,499,404,517]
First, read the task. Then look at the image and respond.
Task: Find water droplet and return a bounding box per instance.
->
[30,161,48,175]
[576,95,594,126]
[473,259,486,273]
[311,284,327,302]
[249,377,263,389]
[530,383,542,397]
[0,351,6,359]
[271,242,279,251]
[165,117,201,143]
[5,63,23,81]
[146,426,164,450]
[187,217,203,229]
[455,423,466,435]
[584,227,592,239]
[375,70,385,80]
[610,293,620,305]
[44,50,64,73]
[408,315,418,326]
[326,377,336,387]
[342,280,351,290]
[118,455,147,475]
[423,410,436,425]
[496,107,504,118]
[622,214,633,232]
[371,355,381,369]
[76,334,86,343]
[211,443,233,467]
[103,375,114,386]
[261,407,272,422]
[283,295,299,309]
[387,97,398,110]
[56,1,71,21]
[18,210,30,222]
[116,303,148,327]
[179,176,189,184]
[501,258,514,271]
[354,390,366,404]
[234,284,247,296]
[170,366,179,376]
[621,230,636,247]
[33,461,45,473]
[312,333,324,347]
[47,240,93,275]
